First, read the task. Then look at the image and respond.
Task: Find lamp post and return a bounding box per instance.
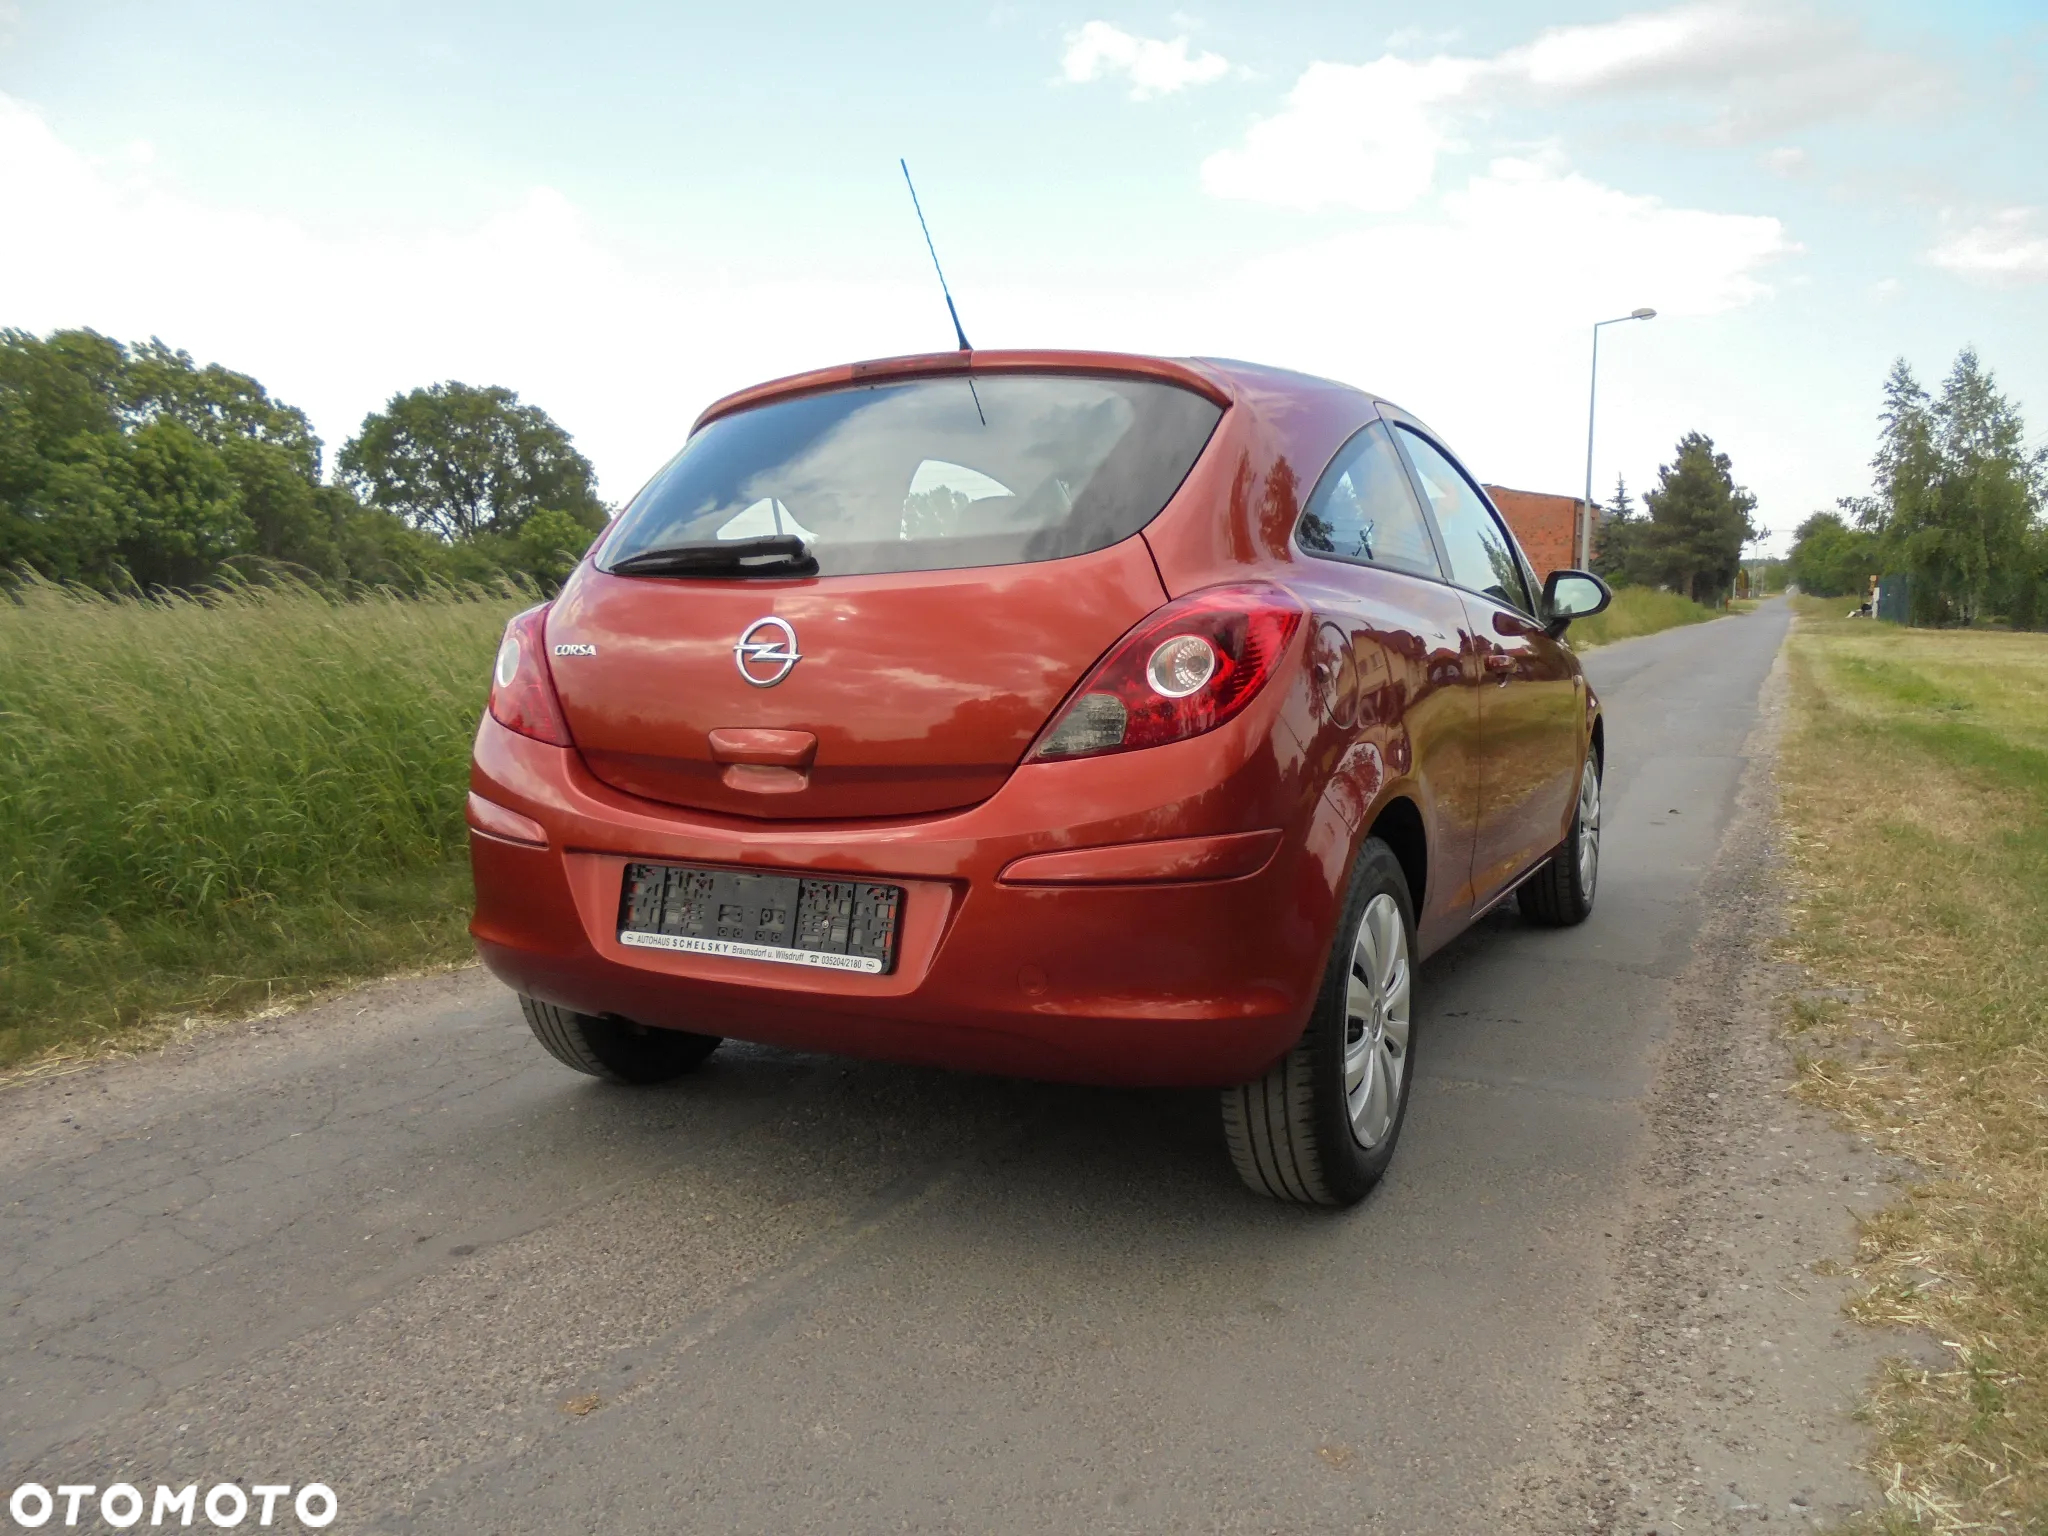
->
[1581,307,1657,569]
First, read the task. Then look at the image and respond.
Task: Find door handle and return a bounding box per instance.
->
[708,727,817,795]
[1484,652,1516,675]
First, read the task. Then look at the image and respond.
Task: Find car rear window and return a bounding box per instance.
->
[601,373,1223,578]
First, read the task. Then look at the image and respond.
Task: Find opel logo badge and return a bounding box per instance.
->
[734,616,802,687]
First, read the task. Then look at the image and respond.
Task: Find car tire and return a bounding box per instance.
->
[1519,752,1602,928]
[1222,836,1418,1207]
[518,995,723,1084]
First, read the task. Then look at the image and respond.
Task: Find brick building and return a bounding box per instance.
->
[1483,485,1586,580]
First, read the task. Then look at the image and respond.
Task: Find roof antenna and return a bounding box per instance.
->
[901,158,972,353]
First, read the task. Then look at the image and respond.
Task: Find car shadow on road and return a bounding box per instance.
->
[486,916,1539,1244]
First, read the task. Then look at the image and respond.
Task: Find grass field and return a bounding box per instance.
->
[1569,584,1727,648]
[0,580,523,1069]
[1778,598,2048,1530]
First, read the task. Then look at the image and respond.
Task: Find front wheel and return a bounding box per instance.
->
[1222,837,1418,1206]
[519,995,722,1084]
[1519,753,1601,927]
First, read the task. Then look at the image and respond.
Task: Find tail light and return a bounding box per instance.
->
[1030,584,1304,761]
[489,604,574,747]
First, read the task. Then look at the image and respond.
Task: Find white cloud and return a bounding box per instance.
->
[1200,56,1480,212]
[1060,21,1228,100]
[1199,2,1941,210]
[1508,3,1758,92]
[1926,209,2048,288]
[1199,156,1791,365]
[1505,2,1940,140]
[0,93,939,503]
[1760,146,1807,178]
[0,92,1800,535]
[1003,154,1799,537]
[1381,26,1465,54]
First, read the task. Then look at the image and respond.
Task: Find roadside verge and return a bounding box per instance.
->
[1515,630,1920,1534]
[1776,602,2048,1530]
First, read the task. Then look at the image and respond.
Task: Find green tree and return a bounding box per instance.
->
[2006,522,2048,631]
[123,340,322,480]
[1639,432,1758,605]
[117,339,345,581]
[1850,351,2043,626]
[1786,510,1878,598]
[340,383,606,542]
[0,330,133,583]
[221,438,340,575]
[120,418,250,589]
[1,330,349,589]
[5,330,612,593]
[1591,474,1645,585]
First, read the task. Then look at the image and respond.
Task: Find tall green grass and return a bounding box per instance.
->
[0,580,523,1066]
[1568,584,1726,648]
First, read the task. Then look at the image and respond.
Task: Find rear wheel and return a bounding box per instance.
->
[1519,752,1601,927]
[1222,837,1418,1206]
[518,995,722,1084]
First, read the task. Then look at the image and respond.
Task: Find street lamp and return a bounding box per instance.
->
[1581,307,1657,569]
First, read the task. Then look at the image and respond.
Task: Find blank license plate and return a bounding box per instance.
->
[617,863,902,975]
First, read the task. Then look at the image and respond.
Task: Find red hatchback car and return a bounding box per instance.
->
[468,350,1611,1206]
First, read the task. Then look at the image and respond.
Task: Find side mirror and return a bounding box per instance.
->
[1542,569,1612,637]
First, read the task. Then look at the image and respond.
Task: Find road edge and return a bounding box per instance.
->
[1508,623,1919,1533]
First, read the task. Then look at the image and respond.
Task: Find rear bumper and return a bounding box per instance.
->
[468,710,1344,1088]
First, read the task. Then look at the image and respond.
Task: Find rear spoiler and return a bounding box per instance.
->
[693,350,1234,434]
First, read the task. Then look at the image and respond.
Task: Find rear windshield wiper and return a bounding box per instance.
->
[606,534,817,578]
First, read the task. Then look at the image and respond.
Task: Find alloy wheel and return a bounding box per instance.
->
[1577,760,1601,898]
[1343,893,1412,1148]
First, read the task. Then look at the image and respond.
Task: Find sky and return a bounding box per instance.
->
[3,1,2045,554]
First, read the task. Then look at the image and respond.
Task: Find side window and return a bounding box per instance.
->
[1295,421,1443,580]
[1395,427,1532,613]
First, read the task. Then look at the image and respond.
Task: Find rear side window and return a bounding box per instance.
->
[603,374,1223,578]
[1296,421,1442,579]
[1394,426,1533,613]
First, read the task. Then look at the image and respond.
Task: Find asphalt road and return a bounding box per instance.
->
[2,599,1795,1534]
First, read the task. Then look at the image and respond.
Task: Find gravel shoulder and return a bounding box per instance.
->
[1513,637,1922,1534]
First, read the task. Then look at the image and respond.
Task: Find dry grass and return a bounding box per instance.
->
[1777,596,2048,1532]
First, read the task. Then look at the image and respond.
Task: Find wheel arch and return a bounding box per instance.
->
[1364,793,1428,916]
